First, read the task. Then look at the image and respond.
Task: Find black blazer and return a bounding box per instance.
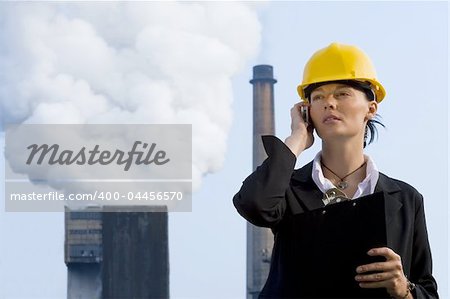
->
[233,135,438,299]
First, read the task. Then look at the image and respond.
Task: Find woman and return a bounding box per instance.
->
[233,43,438,299]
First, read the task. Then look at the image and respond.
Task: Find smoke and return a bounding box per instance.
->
[0,2,261,190]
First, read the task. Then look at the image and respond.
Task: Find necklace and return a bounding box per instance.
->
[321,160,366,190]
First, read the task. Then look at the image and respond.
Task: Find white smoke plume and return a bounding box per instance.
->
[0,2,261,190]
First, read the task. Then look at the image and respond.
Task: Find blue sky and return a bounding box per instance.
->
[0,2,448,299]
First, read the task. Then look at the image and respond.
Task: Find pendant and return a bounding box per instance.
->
[323,188,349,205]
[337,181,348,190]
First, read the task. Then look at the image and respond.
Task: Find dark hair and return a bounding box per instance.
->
[356,82,385,148]
[304,79,385,148]
[365,116,385,148]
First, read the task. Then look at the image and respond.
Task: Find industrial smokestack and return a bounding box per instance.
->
[65,206,169,299]
[102,206,169,299]
[65,206,103,299]
[250,65,277,169]
[247,65,277,298]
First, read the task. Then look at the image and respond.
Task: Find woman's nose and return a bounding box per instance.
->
[323,95,337,110]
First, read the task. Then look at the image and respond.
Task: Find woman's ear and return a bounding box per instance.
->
[366,101,378,120]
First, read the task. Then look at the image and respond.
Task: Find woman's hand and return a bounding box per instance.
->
[355,247,411,299]
[284,102,314,157]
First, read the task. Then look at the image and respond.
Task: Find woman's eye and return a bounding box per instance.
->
[336,92,350,97]
[311,95,322,101]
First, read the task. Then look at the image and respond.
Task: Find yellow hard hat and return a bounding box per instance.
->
[297,42,386,103]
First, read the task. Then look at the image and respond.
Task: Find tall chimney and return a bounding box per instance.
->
[65,206,169,298]
[247,65,277,298]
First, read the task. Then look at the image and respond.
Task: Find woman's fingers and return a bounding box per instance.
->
[356,247,401,274]
[285,102,314,155]
[355,247,408,297]
[355,267,396,282]
[368,247,401,261]
[357,261,393,274]
[290,103,307,128]
[358,280,391,289]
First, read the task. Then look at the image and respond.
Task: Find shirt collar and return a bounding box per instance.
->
[311,151,379,202]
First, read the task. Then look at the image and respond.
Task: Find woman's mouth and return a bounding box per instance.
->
[323,115,341,123]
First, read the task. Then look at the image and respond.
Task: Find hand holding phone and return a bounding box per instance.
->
[285,102,314,156]
[300,104,309,125]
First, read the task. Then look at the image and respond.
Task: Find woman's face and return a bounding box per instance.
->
[309,83,377,142]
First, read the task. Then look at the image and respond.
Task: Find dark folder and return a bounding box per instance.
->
[262,191,390,298]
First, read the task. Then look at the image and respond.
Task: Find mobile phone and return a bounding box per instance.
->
[300,104,309,124]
